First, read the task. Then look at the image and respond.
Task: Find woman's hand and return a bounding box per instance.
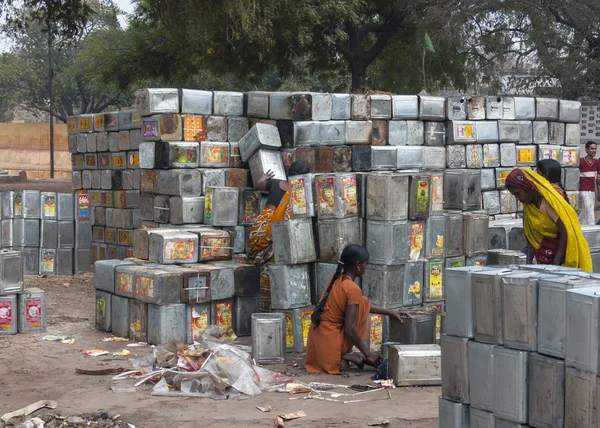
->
[553,252,565,266]
[390,310,408,324]
[255,169,275,191]
[364,351,381,367]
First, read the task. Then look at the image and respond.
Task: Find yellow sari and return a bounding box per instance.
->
[519,169,592,272]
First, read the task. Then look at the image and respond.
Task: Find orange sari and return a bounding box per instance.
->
[247,191,292,311]
[305,277,370,374]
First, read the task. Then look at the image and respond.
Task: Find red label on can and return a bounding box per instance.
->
[0,300,13,329]
[26,298,43,328]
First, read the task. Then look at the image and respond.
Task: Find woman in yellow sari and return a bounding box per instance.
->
[506,168,592,271]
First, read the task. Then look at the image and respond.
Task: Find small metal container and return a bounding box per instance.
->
[288,174,314,218]
[269,92,293,120]
[128,299,148,342]
[313,173,358,219]
[516,120,533,144]
[268,264,311,309]
[157,169,202,197]
[566,366,597,428]
[446,96,468,120]
[444,266,488,338]
[0,250,23,294]
[74,248,92,273]
[423,259,444,302]
[566,286,600,373]
[186,302,211,343]
[443,169,482,211]
[423,122,445,146]
[421,147,446,170]
[0,294,17,335]
[513,96,536,120]
[148,230,198,264]
[388,120,424,146]
[563,167,580,191]
[560,146,579,167]
[135,88,179,115]
[493,346,529,423]
[516,145,537,166]
[331,93,351,120]
[446,145,466,168]
[388,309,436,344]
[40,220,58,248]
[444,213,464,257]
[370,146,397,171]
[391,95,418,119]
[536,97,559,120]
[495,167,515,190]
[272,219,316,265]
[388,344,441,386]
[316,218,361,263]
[419,96,445,121]
[549,122,565,145]
[155,142,199,169]
[199,142,229,168]
[204,186,239,226]
[251,313,286,364]
[365,174,409,221]
[466,144,484,168]
[396,146,423,169]
[291,93,332,121]
[319,120,345,146]
[368,94,391,119]
[169,196,204,224]
[350,94,370,120]
[464,213,489,256]
[558,99,581,123]
[234,295,260,337]
[57,193,74,221]
[441,335,469,403]
[362,264,404,308]
[538,144,560,161]
[472,269,513,344]
[499,190,518,214]
[238,123,281,162]
[344,120,372,144]
[133,267,184,305]
[485,96,503,120]
[18,288,46,333]
[565,123,581,146]
[447,121,476,144]
[248,149,286,184]
[467,96,486,120]
[277,306,314,352]
[147,303,186,345]
[482,144,500,168]
[438,397,469,428]
[365,220,410,265]
[95,290,112,332]
[533,120,549,144]
[468,340,494,411]
[55,248,72,275]
[528,353,565,428]
[483,191,500,215]
[498,120,519,142]
[110,294,130,339]
[227,117,249,143]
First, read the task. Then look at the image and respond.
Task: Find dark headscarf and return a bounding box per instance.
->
[506,168,538,194]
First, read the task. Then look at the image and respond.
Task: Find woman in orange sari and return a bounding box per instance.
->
[247,160,310,309]
[305,245,406,374]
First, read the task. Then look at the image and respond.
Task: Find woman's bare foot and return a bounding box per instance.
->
[342,352,364,370]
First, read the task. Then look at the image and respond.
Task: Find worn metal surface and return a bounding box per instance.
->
[441,335,470,404]
[366,174,409,221]
[467,341,494,412]
[268,264,311,309]
[251,313,286,364]
[493,346,529,423]
[388,344,441,386]
[272,219,316,264]
[365,220,410,265]
[17,288,46,333]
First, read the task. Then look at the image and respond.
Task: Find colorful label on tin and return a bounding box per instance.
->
[541,148,559,160]
[191,307,209,341]
[284,312,294,349]
[342,176,358,214]
[115,272,133,293]
[183,115,206,142]
[99,245,107,260]
[67,117,77,133]
[41,250,55,273]
[101,191,113,207]
[96,295,106,326]
[95,115,105,128]
[112,154,126,168]
[290,178,308,215]
[13,192,22,216]
[454,123,473,139]
[200,237,228,259]
[428,261,443,299]
[98,154,110,168]
[450,259,465,268]
[71,154,83,169]
[215,302,232,330]
[136,275,155,297]
[415,179,430,215]
[243,193,259,223]
[142,120,159,138]
[140,171,158,193]
[105,114,118,128]
[317,177,335,215]
[431,235,444,258]
[25,298,42,328]
[204,189,213,223]
[174,147,197,164]
[409,281,421,299]
[202,145,229,165]
[301,309,313,348]
[43,195,56,217]
[118,230,132,245]
[128,152,139,167]
[0,300,13,329]
[85,155,97,168]
[79,116,92,131]
[518,148,534,163]
[231,145,241,164]
[474,260,487,266]
[498,171,510,186]
[164,240,196,261]
[562,149,578,165]
[77,194,90,219]
[430,175,443,212]
[409,223,424,261]
[369,314,383,352]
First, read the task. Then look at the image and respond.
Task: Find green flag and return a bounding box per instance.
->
[424,32,435,53]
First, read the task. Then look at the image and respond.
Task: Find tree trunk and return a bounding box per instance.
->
[47,20,55,179]
[350,61,367,92]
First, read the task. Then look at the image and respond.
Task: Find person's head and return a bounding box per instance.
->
[536,159,562,184]
[338,244,370,278]
[586,141,597,158]
[287,160,311,176]
[505,168,539,205]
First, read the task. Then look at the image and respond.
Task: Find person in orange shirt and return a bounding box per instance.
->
[305,244,405,374]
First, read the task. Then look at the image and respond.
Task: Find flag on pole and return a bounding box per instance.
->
[424,32,435,53]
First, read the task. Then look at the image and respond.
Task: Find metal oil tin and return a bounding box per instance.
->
[365,174,409,221]
[567,190,579,211]
[388,344,441,386]
[21,248,38,275]
[2,220,13,248]
[207,116,229,142]
[467,96,486,120]
[365,220,410,264]
[201,169,225,195]
[564,366,596,428]
[425,216,445,259]
[419,96,445,121]
[288,174,314,219]
[423,122,445,146]
[95,290,112,332]
[17,288,46,333]
[485,96,503,120]
[498,121,519,142]
[248,149,286,184]
[396,146,423,169]
[237,189,261,226]
[446,145,466,169]
[536,98,559,120]
[157,169,202,197]
[441,335,470,403]
[251,313,286,364]
[169,196,204,224]
[234,295,260,337]
[14,219,40,247]
[388,309,436,344]
[368,94,392,119]
[0,250,23,294]
[186,302,211,343]
[446,96,467,120]
[110,294,130,339]
[313,173,358,219]
[74,248,92,273]
[468,340,494,411]
[549,122,565,145]
[563,167,580,191]
[268,264,311,309]
[185,228,233,262]
[350,94,370,120]
[331,93,351,120]
[565,123,581,146]
[558,99,581,123]
[565,286,600,373]
[351,146,371,171]
[502,97,516,119]
[133,267,184,305]
[482,144,500,168]
[463,213,489,256]
[269,92,293,120]
[406,174,430,220]
[423,259,444,301]
[483,191,500,215]
[472,269,513,344]
[538,144,560,161]
[316,218,361,263]
[135,88,179,115]
[362,264,404,308]
[476,121,499,143]
[466,144,484,168]
[40,220,58,248]
[345,120,372,144]
[447,121,476,144]
[199,142,229,168]
[513,96,536,120]
[155,142,199,169]
[443,169,481,211]
[271,219,316,265]
[238,123,281,162]
[128,299,148,342]
[278,306,314,352]
[499,190,518,214]
[444,213,464,257]
[229,142,246,168]
[75,220,92,249]
[212,90,243,116]
[389,120,424,146]
[319,120,345,146]
[493,347,529,423]
[370,146,397,171]
[292,93,332,121]
[421,147,446,170]
[147,303,186,345]
[560,146,579,167]
[148,230,198,264]
[391,95,418,119]
[470,409,494,428]
[528,353,565,428]
[515,145,537,166]
[0,294,17,335]
[444,266,488,337]
[227,117,249,143]
[204,186,239,226]
[533,121,549,144]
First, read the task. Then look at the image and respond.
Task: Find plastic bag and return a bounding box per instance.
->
[203,345,262,396]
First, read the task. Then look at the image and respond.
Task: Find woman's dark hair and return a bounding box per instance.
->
[287,160,311,176]
[536,159,569,201]
[311,244,370,328]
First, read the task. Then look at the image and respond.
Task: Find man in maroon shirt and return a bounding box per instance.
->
[579,141,600,225]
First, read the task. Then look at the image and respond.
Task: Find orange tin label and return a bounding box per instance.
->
[317,177,335,215]
[164,240,196,261]
[369,314,383,352]
[215,302,232,330]
[136,275,154,297]
[290,177,308,215]
[342,176,358,214]
[409,223,425,261]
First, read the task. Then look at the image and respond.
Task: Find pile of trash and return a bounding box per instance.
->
[111,326,293,399]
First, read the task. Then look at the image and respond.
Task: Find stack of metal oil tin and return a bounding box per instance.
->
[0,191,91,274]
[68,109,142,262]
[439,264,600,427]
[445,97,582,222]
[0,249,47,335]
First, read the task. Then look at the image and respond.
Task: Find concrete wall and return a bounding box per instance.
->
[0,123,70,179]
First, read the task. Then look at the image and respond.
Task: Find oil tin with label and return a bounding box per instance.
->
[444,213,464,257]
[406,174,430,220]
[183,228,233,262]
[444,266,488,338]
[288,174,314,218]
[493,347,529,423]
[447,121,476,144]
[560,146,579,167]
[446,145,466,169]
[441,335,469,403]
[154,142,199,169]
[17,288,46,333]
[401,262,424,306]
[157,169,202,197]
[558,99,581,123]
[203,186,238,226]
[528,353,564,428]
[200,168,225,195]
[95,260,136,293]
[538,144,560,161]
[443,169,482,211]
[516,145,537,166]
[468,340,494,411]
[248,149,286,184]
[251,313,286,364]
[466,144,484,168]
[0,250,23,294]
[72,154,84,171]
[95,290,112,332]
[481,144,501,168]
[185,302,211,343]
[103,112,118,131]
[147,303,186,345]
[110,294,130,339]
[362,264,404,308]
[549,122,565,145]
[344,120,372,144]
[388,344,441,386]
[313,173,358,219]
[495,167,514,189]
[128,299,147,342]
[388,120,424,146]
[424,216,445,259]
[40,220,58,248]
[278,306,314,352]
[133,267,183,305]
[268,264,311,309]
[272,219,316,265]
[209,298,234,330]
[483,191,500,215]
[365,220,410,264]
[199,142,229,168]
[423,259,444,302]
[472,269,513,344]
[370,146,397,171]
[467,96,486,120]
[464,213,489,256]
[238,123,281,162]
[148,230,198,265]
[0,294,17,335]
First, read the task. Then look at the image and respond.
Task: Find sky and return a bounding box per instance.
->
[0,0,135,52]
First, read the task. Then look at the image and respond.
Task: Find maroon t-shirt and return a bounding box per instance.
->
[579,157,600,192]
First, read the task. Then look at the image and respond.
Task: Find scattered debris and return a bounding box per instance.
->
[37,413,134,427]
[42,335,68,342]
[275,411,306,427]
[82,349,109,357]
[367,417,390,426]
[113,349,131,357]
[125,342,148,347]
[103,337,129,342]
[1,400,58,424]
[75,368,127,375]
[256,404,272,413]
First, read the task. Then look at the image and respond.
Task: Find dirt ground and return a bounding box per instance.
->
[0,274,440,428]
